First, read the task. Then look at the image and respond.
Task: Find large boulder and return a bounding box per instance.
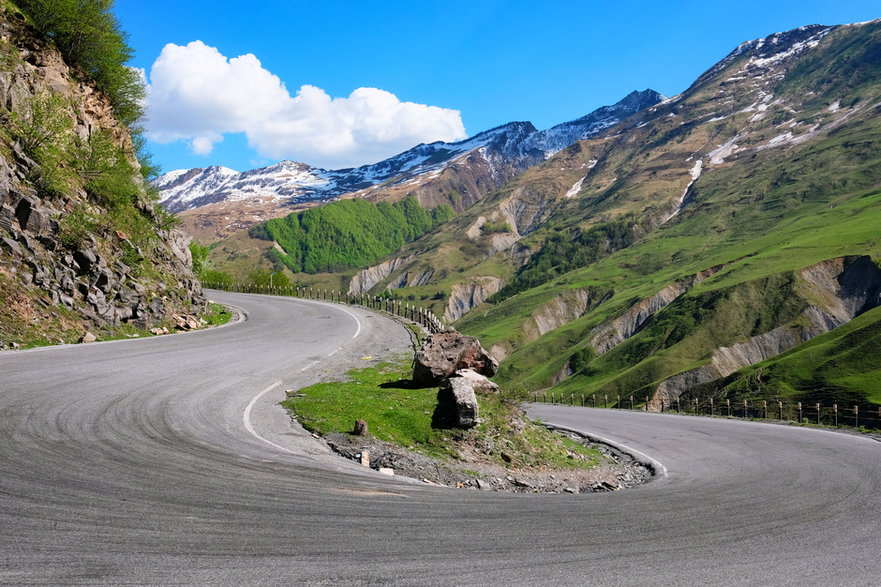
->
[412,328,498,386]
[439,377,480,428]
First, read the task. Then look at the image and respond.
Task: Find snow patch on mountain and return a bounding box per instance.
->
[663,160,703,224]
[155,90,663,213]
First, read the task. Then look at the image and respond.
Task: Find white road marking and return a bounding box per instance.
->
[328,348,341,356]
[333,304,362,339]
[243,380,294,454]
[298,360,319,372]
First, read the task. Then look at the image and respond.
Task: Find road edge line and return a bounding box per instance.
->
[243,380,294,454]
[545,423,669,480]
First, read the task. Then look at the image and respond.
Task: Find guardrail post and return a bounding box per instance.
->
[833,404,838,427]
[629,395,634,410]
[693,398,698,414]
[855,405,859,428]
[743,399,748,419]
[604,394,608,409]
[676,398,681,414]
[763,400,768,419]
[616,395,620,410]
[798,402,802,422]
[592,394,596,408]
[580,394,585,407]
[816,403,821,425]
[710,398,714,417]
[726,398,731,417]
[778,400,783,420]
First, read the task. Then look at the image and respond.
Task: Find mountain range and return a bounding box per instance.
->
[154,90,662,238]
[167,19,881,407]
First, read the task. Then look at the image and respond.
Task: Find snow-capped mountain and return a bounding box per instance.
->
[155,90,663,214]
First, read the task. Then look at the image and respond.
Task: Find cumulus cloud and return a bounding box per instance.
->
[144,41,467,169]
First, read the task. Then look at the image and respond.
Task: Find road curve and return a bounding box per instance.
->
[1,291,879,585]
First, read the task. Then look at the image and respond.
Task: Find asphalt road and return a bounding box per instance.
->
[1,291,879,585]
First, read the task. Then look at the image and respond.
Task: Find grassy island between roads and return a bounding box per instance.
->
[282,356,605,473]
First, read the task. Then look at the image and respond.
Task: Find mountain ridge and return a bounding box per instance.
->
[154,89,663,217]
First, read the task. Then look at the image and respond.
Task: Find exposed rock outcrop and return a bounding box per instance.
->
[347,256,413,295]
[591,282,690,354]
[523,288,608,343]
[413,328,499,386]
[589,256,751,354]
[444,276,503,323]
[651,256,881,408]
[0,9,205,344]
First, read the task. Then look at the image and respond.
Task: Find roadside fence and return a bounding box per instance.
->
[202,281,446,334]
[534,392,881,431]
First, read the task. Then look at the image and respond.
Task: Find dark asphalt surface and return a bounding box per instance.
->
[1,291,879,585]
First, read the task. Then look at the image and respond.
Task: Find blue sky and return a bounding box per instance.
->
[113,1,880,174]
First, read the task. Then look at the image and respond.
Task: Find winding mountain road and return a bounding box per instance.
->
[1,291,878,585]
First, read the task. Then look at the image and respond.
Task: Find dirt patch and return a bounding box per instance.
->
[323,428,652,493]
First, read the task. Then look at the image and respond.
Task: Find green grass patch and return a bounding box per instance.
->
[201,302,232,326]
[283,357,603,470]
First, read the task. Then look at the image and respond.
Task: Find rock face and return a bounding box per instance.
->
[589,257,748,355]
[413,328,499,386]
[650,256,881,408]
[347,255,413,295]
[0,9,205,344]
[443,277,503,323]
[522,288,607,343]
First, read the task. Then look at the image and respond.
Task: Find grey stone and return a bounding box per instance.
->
[1,236,21,257]
[38,235,57,251]
[73,248,96,274]
[0,205,14,232]
[15,232,32,252]
[450,368,499,394]
[80,332,97,343]
[116,286,138,305]
[14,195,36,230]
[116,305,133,321]
[439,376,480,428]
[60,273,75,294]
[24,206,49,235]
[92,268,112,293]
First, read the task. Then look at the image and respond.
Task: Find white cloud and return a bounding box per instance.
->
[144,41,467,169]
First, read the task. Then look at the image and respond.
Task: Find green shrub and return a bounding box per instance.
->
[16,0,145,126]
[188,241,210,276]
[481,220,512,234]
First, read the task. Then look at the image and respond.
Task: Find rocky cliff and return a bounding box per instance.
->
[0,7,205,348]
[651,257,881,407]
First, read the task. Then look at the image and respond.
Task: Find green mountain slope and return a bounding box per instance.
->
[252,197,454,274]
[344,21,881,405]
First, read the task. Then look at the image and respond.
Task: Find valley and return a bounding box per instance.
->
[163,20,881,409]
